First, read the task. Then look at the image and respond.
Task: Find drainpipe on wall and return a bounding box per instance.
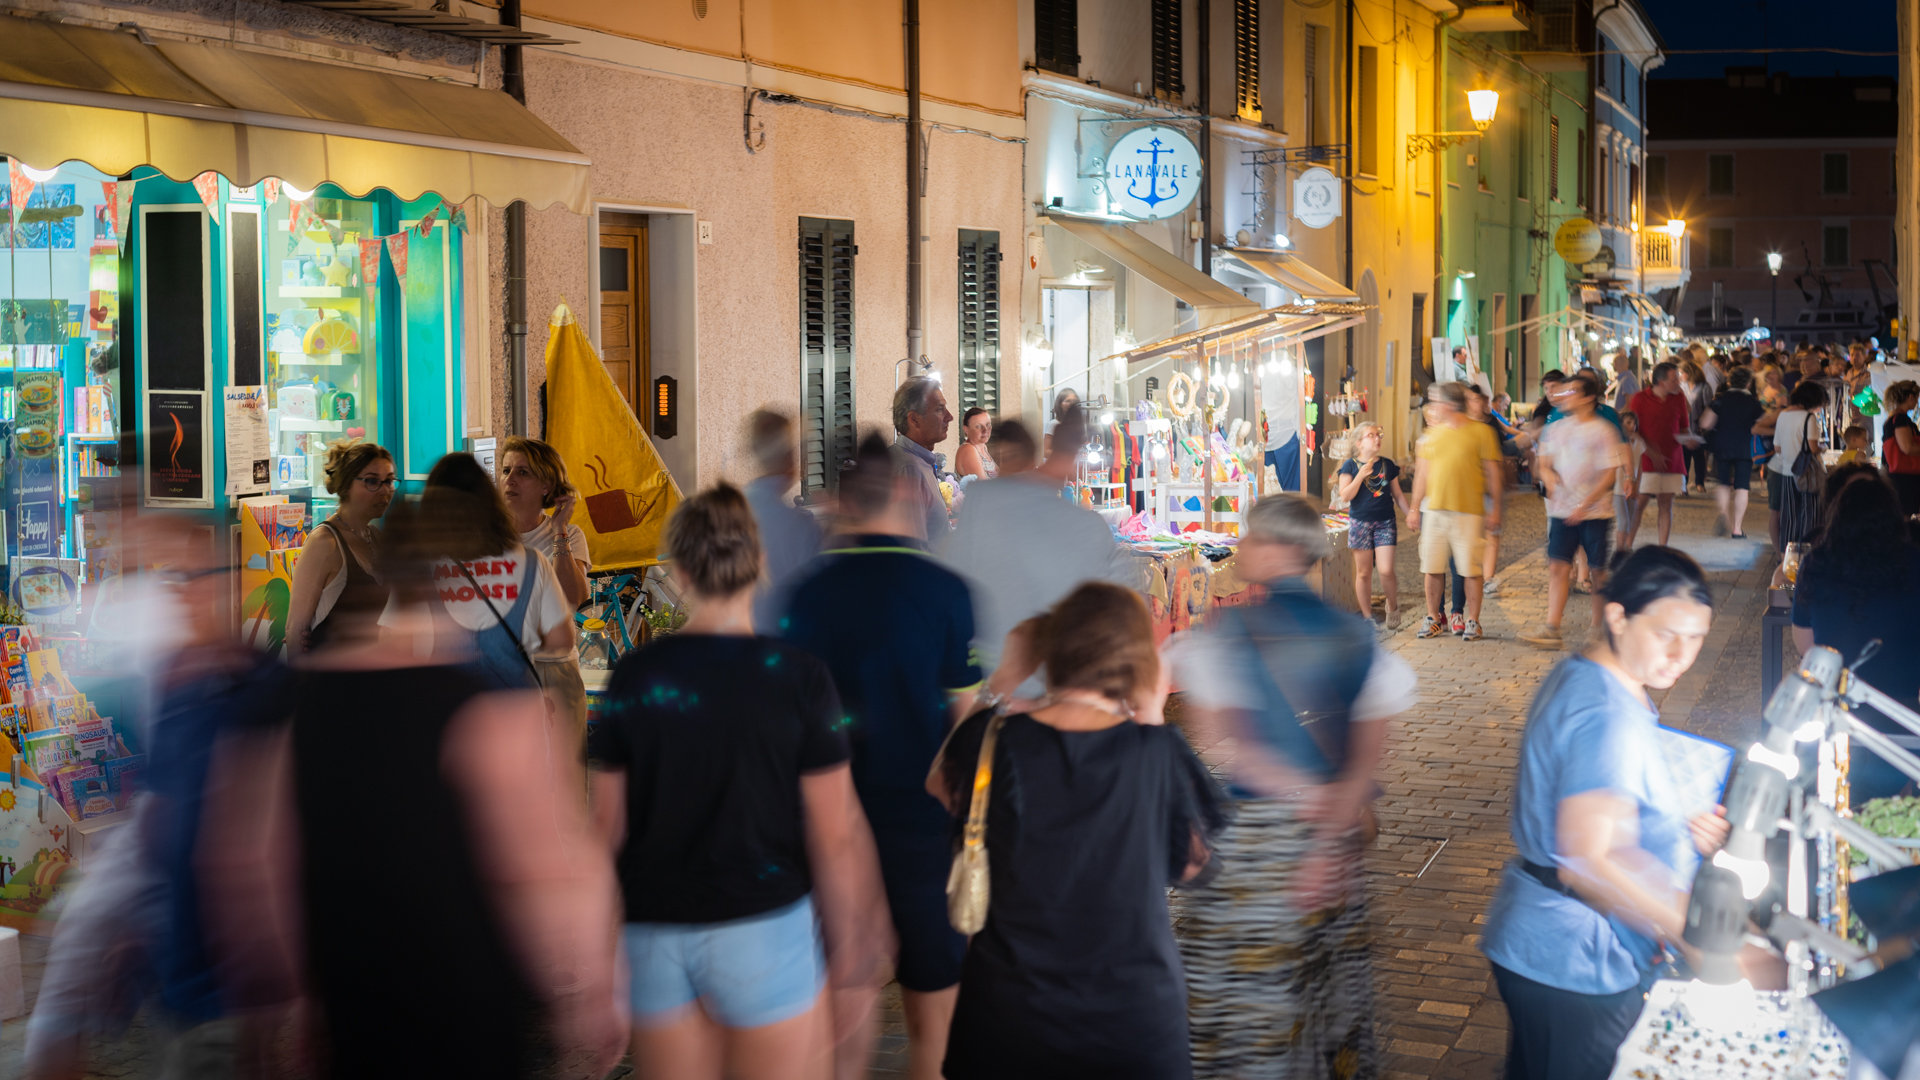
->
[905,0,926,377]
[1343,0,1355,387]
[503,0,529,436]
[1198,0,1213,276]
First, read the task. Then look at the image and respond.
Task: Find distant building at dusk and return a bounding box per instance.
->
[1647,68,1898,345]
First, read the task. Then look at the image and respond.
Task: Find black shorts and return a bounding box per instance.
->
[872,825,968,992]
[1714,455,1753,490]
[1546,516,1611,568]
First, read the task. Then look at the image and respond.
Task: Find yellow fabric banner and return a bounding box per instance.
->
[545,302,681,569]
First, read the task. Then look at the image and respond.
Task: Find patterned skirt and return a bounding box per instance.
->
[1171,797,1379,1080]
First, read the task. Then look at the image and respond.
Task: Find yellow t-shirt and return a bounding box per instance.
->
[1837,447,1867,467]
[1417,419,1504,513]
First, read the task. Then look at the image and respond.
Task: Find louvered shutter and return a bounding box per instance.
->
[957,230,1002,414]
[1151,0,1182,102]
[1035,0,1079,77]
[1234,0,1261,122]
[800,217,857,497]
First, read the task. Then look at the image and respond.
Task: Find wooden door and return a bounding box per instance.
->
[598,219,649,410]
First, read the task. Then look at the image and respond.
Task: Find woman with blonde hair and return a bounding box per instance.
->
[497,436,591,736]
[1334,421,1411,630]
[288,438,396,655]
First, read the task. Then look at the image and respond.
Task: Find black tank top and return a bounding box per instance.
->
[307,519,380,650]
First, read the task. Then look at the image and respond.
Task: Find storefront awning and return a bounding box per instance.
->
[1116,304,1370,372]
[0,20,591,213]
[1221,247,1362,304]
[1046,214,1259,327]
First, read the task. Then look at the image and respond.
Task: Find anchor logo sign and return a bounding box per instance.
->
[1128,137,1180,209]
[1105,127,1202,220]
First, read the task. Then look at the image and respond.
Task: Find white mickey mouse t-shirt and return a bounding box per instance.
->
[381,544,571,657]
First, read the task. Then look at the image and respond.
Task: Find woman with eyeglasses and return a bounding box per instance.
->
[289,438,396,655]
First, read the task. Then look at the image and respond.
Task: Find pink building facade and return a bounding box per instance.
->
[1647,70,1898,346]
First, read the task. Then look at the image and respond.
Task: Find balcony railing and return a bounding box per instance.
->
[1640,230,1689,273]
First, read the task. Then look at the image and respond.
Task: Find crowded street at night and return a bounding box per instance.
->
[1,0,1918,1077]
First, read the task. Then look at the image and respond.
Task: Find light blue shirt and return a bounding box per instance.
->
[1481,655,1693,995]
[743,474,822,635]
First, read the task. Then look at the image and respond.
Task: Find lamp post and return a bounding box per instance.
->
[1407,88,1501,159]
[1767,251,1784,335]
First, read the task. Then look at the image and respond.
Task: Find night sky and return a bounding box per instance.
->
[1637,0,1898,79]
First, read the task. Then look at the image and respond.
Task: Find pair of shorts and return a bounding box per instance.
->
[1546,516,1611,568]
[1418,509,1484,577]
[1639,470,1686,495]
[873,826,968,992]
[624,896,824,1028]
[1714,455,1753,490]
[1347,517,1398,551]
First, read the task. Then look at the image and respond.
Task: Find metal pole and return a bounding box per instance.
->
[502,0,529,436]
[905,0,925,372]
[1197,0,1212,276]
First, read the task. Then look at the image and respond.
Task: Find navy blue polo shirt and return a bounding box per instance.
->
[783,534,981,833]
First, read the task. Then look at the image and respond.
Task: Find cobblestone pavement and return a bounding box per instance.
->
[0,490,1778,1080]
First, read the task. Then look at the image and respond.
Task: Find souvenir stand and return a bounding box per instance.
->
[0,17,593,933]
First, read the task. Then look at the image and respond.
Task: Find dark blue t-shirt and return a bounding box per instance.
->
[1338,456,1401,522]
[1793,544,1920,734]
[783,534,981,833]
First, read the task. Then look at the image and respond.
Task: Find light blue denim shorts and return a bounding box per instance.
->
[623,896,825,1028]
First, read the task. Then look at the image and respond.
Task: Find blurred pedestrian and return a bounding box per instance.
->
[280,490,626,1080]
[1700,366,1763,539]
[892,378,955,542]
[946,409,1130,698]
[987,418,1038,477]
[744,408,824,634]
[783,434,1001,1080]
[1334,421,1409,630]
[954,408,997,481]
[1756,380,1829,549]
[1467,384,1520,585]
[1521,371,1622,651]
[287,438,394,655]
[930,582,1228,1080]
[1609,352,1639,413]
[1679,360,1710,493]
[1408,382,1504,642]
[1792,472,1920,805]
[1627,362,1691,546]
[1615,411,1646,551]
[590,485,891,1080]
[1483,547,1734,1080]
[385,454,573,690]
[1172,494,1413,1078]
[1042,387,1080,459]
[498,435,591,739]
[1881,380,1920,517]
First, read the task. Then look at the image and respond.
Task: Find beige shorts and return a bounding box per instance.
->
[1640,471,1686,495]
[1418,509,1486,577]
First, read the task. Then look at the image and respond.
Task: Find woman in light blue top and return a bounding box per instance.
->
[1481,547,1733,1080]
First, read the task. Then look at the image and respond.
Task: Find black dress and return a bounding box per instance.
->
[939,712,1228,1080]
[292,666,542,1079]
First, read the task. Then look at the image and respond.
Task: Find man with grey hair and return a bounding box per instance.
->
[742,408,821,633]
[1168,491,1413,1078]
[892,376,954,542]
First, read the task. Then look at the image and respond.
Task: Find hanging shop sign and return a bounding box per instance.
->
[1292,167,1341,230]
[1581,244,1617,278]
[1554,218,1602,265]
[1105,126,1203,220]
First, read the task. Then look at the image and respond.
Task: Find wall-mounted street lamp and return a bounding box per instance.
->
[1408,88,1500,160]
[1666,218,1687,239]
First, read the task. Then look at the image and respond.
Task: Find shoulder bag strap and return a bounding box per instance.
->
[456,563,542,685]
[960,713,1008,854]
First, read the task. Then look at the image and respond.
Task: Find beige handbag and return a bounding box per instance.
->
[946,713,1007,935]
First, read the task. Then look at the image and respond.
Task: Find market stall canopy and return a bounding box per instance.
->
[1046,214,1259,328]
[0,19,590,213]
[1222,246,1362,304]
[1113,301,1371,376]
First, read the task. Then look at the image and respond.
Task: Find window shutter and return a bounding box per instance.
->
[957,230,1002,414]
[1234,0,1261,121]
[1151,0,1182,101]
[1304,25,1319,145]
[1035,0,1080,77]
[800,217,857,497]
[1549,115,1561,200]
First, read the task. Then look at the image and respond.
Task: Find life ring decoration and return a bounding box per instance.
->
[1167,370,1199,418]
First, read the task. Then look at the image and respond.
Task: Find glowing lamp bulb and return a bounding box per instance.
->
[1767,252,1784,273]
[1684,979,1758,1031]
[18,163,59,184]
[1466,89,1500,130]
[1085,450,1102,467]
[1279,359,1295,377]
[1666,218,1686,239]
[1227,368,1242,389]
[1152,443,1167,460]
